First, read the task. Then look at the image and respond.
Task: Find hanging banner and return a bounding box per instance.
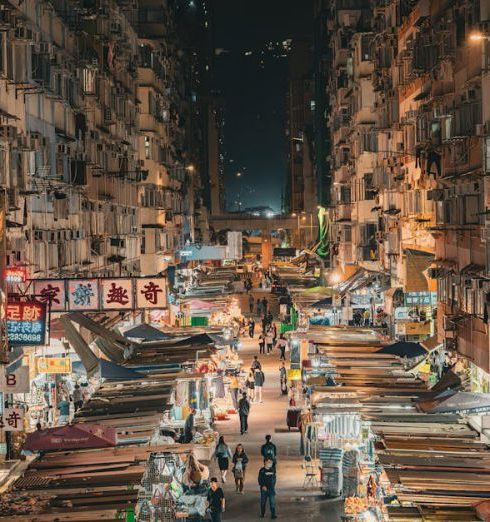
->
[34,280,67,312]
[0,408,24,432]
[0,366,30,393]
[37,357,72,374]
[101,279,134,310]
[136,277,167,309]
[67,279,99,311]
[7,302,47,346]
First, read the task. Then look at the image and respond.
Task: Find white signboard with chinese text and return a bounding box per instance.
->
[0,366,30,393]
[136,277,167,309]
[0,408,24,431]
[33,280,66,312]
[67,279,99,311]
[101,279,134,310]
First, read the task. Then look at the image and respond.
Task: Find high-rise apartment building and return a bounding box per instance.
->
[0,0,210,285]
[325,0,490,372]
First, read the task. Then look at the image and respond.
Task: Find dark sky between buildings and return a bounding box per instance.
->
[212,0,313,212]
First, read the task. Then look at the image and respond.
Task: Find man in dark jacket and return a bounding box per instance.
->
[254,368,265,403]
[258,458,277,519]
[261,435,277,465]
[238,392,250,435]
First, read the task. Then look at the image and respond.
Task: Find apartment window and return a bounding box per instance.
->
[144,136,151,160]
[463,195,480,225]
[360,35,373,61]
[363,173,376,200]
[82,67,96,94]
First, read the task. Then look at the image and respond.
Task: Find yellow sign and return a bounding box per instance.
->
[37,357,72,374]
[287,369,302,381]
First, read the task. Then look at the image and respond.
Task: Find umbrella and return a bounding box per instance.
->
[124,323,171,341]
[98,359,145,380]
[425,391,490,414]
[377,341,427,358]
[25,424,117,452]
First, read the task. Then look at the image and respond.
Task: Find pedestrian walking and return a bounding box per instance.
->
[232,444,249,494]
[258,332,266,355]
[265,329,274,355]
[251,355,262,371]
[72,384,83,412]
[267,311,273,328]
[246,370,256,402]
[258,458,277,519]
[262,297,268,315]
[238,392,250,435]
[261,435,277,465]
[213,435,233,483]
[207,477,225,522]
[249,294,255,314]
[279,362,288,395]
[249,319,255,338]
[182,408,196,443]
[275,334,287,361]
[271,322,277,344]
[229,373,239,411]
[254,368,265,403]
[57,397,70,425]
[257,299,263,316]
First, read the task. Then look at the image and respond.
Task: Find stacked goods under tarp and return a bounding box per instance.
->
[319,447,343,497]
[1,445,191,521]
[304,328,490,521]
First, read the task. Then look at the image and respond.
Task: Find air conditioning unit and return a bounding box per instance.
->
[481,227,490,242]
[476,123,486,136]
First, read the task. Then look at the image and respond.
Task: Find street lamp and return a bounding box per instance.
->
[469,33,490,42]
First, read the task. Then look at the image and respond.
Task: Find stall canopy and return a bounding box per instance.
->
[309,297,334,309]
[25,424,117,452]
[98,360,145,380]
[124,323,171,341]
[425,392,490,414]
[430,370,462,394]
[377,341,427,358]
[172,333,215,346]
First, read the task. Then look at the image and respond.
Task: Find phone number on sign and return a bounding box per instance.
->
[8,333,44,342]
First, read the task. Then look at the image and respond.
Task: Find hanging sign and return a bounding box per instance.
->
[34,280,67,312]
[101,279,134,310]
[136,277,167,309]
[37,357,72,374]
[0,408,24,431]
[7,302,47,346]
[0,366,30,393]
[67,279,99,311]
[4,267,27,284]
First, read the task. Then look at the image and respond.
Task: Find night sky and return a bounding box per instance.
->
[212,0,313,212]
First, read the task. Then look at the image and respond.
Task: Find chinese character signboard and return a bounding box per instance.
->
[34,280,66,312]
[37,357,72,374]
[67,279,99,311]
[0,366,30,393]
[0,408,24,432]
[4,267,27,284]
[404,291,437,306]
[136,278,167,309]
[7,302,46,346]
[101,279,134,310]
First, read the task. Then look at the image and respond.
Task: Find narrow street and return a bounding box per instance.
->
[211,291,341,521]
